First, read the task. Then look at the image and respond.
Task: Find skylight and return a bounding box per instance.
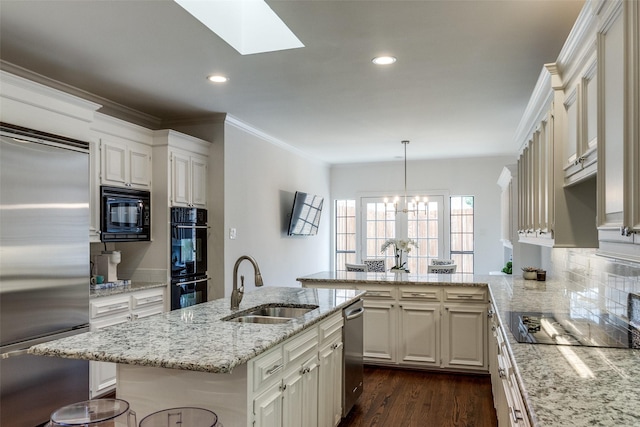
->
[175,0,304,55]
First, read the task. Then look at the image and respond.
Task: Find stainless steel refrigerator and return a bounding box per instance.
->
[0,123,90,426]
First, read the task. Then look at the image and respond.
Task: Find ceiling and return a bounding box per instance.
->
[0,0,585,164]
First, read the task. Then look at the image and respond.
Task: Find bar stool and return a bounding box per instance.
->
[139,407,221,427]
[47,399,136,427]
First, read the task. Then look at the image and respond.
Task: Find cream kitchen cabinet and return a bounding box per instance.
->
[89,114,154,241]
[317,312,344,427]
[358,286,397,363]
[249,312,343,427]
[441,287,488,371]
[152,130,210,209]
[171,149,207,208]
[352,283,487,372]
[100,137,152,190]
[488,305,531,427]
[596,0,640,261]
[89,287,165,398]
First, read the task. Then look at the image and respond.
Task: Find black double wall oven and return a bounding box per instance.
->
[170,207,209,310]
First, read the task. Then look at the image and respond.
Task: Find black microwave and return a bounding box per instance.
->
[100,186,151,242]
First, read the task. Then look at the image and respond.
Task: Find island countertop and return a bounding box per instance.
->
[299,271,640,427]
[29,286,365,374]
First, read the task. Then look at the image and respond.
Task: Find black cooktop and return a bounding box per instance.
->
[505,311,639,349]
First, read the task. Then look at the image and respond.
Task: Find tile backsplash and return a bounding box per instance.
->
[549,248,640,321]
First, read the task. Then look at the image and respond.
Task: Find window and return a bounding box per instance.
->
[335,200,356,271]
[335,195,474,274]
[361,195,445,273]
[450,196,474,273]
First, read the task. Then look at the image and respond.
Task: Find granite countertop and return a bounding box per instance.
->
[30,286,365,374]
[90,281,167,298]
[297,270,487,286]
[299,271,640,427]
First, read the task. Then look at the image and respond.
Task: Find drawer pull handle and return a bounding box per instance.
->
[410,293,433,297]
[454,295,475,299]
[266,364,283,376]
[103,303,129,312]
[511,408,524,422]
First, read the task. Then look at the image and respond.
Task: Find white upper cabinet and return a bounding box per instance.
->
[89,114,153,242]
[171,149,208,208]
[514,3,600,248]
[153,130,210,209]
[596,0,640,260]
[101,137,152,189]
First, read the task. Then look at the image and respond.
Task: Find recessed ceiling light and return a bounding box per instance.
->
[372,56,397,65]
[207,75,228,83]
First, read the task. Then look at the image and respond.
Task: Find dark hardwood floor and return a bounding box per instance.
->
[340,366,497,427]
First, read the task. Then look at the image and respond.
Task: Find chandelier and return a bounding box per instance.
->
[385,140,429,215]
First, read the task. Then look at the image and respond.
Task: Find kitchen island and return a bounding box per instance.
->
[30,286,365,427]
[298,271,640,427]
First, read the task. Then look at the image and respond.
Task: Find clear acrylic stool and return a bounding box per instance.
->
[47,398,136,427]
[139,407,221,427]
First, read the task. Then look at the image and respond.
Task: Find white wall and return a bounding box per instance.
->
[331,155,514,274]
[224,120,331,295]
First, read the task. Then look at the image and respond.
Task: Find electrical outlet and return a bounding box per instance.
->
[229,228,237,240]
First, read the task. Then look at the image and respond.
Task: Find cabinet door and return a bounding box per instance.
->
[282,369,304,427]
[128,143,151,189]
[190,155,207,208]
[318,336,342,427]
[598,5,626,232]
[253,381,283,427]
[302,359,319,427]
[171,151,191,207]
[362,299,396,363]
[398,302,439,366]
[442,304,487,371]
[89,305,130,398]
[102,139,127,186]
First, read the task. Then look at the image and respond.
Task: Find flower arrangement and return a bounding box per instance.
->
[521,266,541,280]
[381,238,417,272]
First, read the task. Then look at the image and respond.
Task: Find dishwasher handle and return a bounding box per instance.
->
[345,306,364,320]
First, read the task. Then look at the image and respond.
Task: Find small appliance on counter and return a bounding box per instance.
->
[95,250,121,283]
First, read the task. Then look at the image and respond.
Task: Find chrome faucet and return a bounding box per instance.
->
[231,255,264,310]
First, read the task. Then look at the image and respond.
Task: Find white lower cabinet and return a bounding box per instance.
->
[489,306,531,427]
[89,287,165,398]
[318,321,343,427]
[399,302,440,366]
[442,303,487,370]
[356,284,487,372]
[250,312,344,427]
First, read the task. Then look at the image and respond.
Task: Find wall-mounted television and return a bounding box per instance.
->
[287,191,324,236]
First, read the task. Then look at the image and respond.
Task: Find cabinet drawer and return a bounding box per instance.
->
[443,287,487,302]
[252,345,284,393]
[283,327,318,366]
[90,296,130,319]
[359,286,396,299]
[399,287,440,301]
[318,312,344,344]
[131,288,165,311]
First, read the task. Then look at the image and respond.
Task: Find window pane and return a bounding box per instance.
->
[450,196,474,274]
[335,200,356,271]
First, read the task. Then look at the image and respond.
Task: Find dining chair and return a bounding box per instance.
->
[428,264,457,274]
[363,259,386,273]
[431,259,455,265]
[345,263,367,272]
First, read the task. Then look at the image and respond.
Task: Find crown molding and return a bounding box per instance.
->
[225,114,328,167]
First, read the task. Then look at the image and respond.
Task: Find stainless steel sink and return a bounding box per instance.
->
[226,315,292,324]
[247,306,316,318]
[223,304,319,324]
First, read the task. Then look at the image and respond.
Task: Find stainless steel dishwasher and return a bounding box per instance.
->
[343,298,364,416]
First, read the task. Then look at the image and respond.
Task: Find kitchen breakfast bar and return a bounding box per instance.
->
[298,272,640,427]
[30,287,365,427]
